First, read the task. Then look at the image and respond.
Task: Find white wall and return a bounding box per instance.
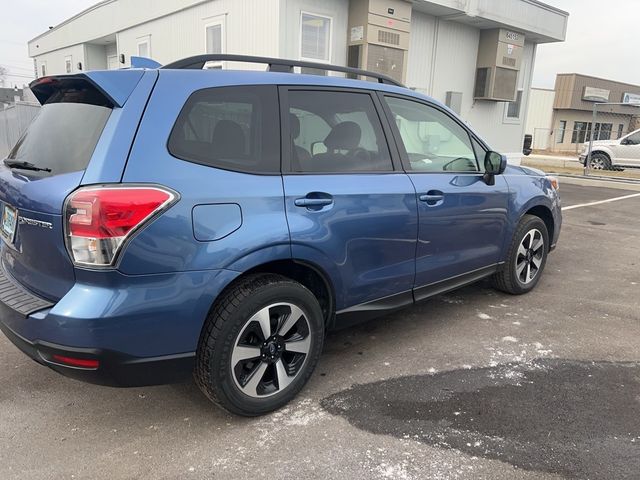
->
[34,44,85,77]
[525,88,555,149]
[85,43,108,71]
[116,0,280,69]
[407,12,536,160]
[280,0,348,67]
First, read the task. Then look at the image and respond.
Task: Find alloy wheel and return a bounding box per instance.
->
[231,302,312,398]
[590,157,606,170]
[516,228,545,284]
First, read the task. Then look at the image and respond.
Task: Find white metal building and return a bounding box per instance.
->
[28,0,568,163]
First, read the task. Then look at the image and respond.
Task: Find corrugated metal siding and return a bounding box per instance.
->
[117,0,280,69]
[406,11,436,93]
[552,74,574,109]
[554,73,640,114]
[34,44,85,78]
[525,88,555,134]
[280,0,348,67]
[525,88,555,149]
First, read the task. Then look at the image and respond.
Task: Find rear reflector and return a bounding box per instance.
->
[52,355,100,369]
[65,185,177,267]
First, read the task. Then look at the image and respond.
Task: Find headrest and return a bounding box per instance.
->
[324,121,361,151]
[211,120,245,157]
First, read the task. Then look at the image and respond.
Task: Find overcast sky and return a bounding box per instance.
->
[1,0,638,89]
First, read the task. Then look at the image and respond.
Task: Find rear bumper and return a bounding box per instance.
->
[0,267,240,387]
[0,312,193,386]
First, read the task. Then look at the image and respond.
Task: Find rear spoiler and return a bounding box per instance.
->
[29,69,146,108]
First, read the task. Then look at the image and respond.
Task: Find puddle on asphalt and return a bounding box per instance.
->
[321,359,640,479]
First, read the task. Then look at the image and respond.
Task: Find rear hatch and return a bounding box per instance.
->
[0,72,148,301]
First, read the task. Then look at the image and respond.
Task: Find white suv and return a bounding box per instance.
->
[580,128,640,170]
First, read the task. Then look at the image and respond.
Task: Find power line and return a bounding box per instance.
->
[1,64,35,72]
[4,73,35,79]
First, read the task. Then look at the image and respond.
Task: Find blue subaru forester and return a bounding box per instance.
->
[0,55,560,416]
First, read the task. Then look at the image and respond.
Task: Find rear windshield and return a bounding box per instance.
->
[6,102,111,176]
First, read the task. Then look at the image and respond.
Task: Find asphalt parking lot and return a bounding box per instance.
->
[1,177,639,480]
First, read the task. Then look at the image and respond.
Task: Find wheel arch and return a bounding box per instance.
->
[237,259,335,326]
[523,204,555,247]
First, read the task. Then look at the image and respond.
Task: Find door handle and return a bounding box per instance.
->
[294,198,333,207]
[419,190,445,206]
[294,193,334,210]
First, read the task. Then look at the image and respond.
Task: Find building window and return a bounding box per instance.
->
[300,12,332,63]
[41,63,46,77]
[571,122,613,143]
[506,90,523,119]
[572,122,589,144]
[617,123,624,139]
[137,37,151,58]
[65,56,72,74]
[204,17,225,69]
[556,120,566,144]
[595,123,612,141]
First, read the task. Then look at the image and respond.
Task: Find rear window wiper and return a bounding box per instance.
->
[3,159,52,172]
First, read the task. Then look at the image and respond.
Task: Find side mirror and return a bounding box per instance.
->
[483,151,507,185]
[620,138,629,145]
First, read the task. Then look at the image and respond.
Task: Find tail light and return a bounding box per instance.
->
[64,185,177,267]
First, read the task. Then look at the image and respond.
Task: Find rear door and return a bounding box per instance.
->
[0,72,155,300]
[280,87,418,313]
[380,94,509,298]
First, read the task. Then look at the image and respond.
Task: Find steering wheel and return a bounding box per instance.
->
[443,157,477,171]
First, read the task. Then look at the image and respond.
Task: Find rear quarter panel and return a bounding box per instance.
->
[118,71,291,275]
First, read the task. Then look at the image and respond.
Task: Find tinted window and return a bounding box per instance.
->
[385,96,478,173]
[7,103,111,176]
[168,86,279,174]
[288,90,392,173]
[625,131,640,145]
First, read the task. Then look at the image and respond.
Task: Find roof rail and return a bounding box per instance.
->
[161,54,404,87]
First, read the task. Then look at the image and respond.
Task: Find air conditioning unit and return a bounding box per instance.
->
[474,28,524,102]
[347,0,411,83]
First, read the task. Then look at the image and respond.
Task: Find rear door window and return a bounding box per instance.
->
[287,90,393,173]
[168,85,280,174]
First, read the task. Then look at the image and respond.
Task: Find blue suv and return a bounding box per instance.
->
[0,55,561,416]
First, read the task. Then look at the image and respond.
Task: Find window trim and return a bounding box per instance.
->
[379,92,489,175]
[299,11,333,64]
[136,36,151,58]
[203,15,226,68]
[503,89,524,124]
[166,85,281,176]
[556,120,567,144]
[279,85,402,175]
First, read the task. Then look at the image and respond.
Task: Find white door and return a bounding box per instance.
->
[107,55,118,70]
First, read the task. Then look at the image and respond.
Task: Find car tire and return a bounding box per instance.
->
[589,153,611,170]
[492,214,549,295]
[194,273,324,416]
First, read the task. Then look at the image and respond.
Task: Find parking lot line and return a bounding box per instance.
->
[562,192,640,211]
